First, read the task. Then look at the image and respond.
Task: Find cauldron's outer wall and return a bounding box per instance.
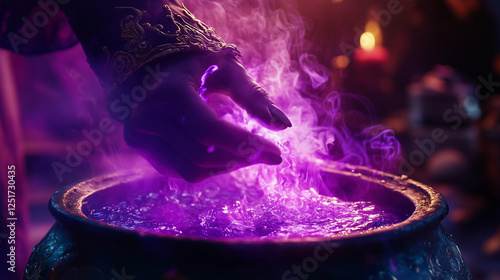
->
[24,221,469,280]
[24,168,472,280]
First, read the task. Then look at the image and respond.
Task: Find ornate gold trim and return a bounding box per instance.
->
[103,4,240,90]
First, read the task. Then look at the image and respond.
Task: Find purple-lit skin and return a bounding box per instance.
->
[54,0,292,182]
[121,53,291,182]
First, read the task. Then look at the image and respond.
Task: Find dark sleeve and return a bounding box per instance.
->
[57,0,238,95]
[0,0,78,54]
[1,0,238,94]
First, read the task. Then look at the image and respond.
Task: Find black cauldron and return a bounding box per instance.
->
[24,162,471,280]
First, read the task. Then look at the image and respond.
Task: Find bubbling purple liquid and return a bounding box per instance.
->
[86,181,403,239]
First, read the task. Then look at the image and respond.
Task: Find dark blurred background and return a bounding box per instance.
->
[1,0,500,279]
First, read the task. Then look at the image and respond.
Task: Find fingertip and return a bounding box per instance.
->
[267,104,292,130]
[257,136,282,156]
[269,154,283,165]
[256,151,283,165]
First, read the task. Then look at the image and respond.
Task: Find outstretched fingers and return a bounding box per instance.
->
[125,76,282,181]
[200,57,292,131]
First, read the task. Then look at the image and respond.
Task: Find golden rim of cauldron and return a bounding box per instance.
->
[50,160,448,245]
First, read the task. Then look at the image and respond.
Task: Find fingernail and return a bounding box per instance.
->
[268,104,292,129]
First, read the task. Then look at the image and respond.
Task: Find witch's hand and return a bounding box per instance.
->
[120,52,291,182]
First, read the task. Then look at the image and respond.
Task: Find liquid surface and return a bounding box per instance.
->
[86,186,403,239]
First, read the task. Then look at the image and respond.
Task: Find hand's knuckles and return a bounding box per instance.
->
[249,85,271,103]
[204,59,247,90]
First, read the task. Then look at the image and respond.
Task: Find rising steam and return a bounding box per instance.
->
[181,0,400,187]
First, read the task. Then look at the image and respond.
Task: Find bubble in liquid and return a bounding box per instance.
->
[88,186,403,239]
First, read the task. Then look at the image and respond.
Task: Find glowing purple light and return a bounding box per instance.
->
[87,0,402,238]
[199,64,219,102]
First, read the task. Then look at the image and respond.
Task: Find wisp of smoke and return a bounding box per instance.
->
[153,0,404,221]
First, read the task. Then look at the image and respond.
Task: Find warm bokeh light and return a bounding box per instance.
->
[364,19,382,47]
[360,32,376,51]
[332,55,349,69]
[365,20,381,39]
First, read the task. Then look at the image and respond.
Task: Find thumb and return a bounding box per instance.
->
[200,58,292,131]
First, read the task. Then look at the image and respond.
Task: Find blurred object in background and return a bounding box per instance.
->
[405,65,481,188]
[483,226,500,257]
[408,65,479,126]
[351,18,392,113]
[481,94,500,200]
[395,0,497,87]
[296,0,497,118]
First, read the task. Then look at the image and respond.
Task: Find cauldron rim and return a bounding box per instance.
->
[49,161,448,246]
